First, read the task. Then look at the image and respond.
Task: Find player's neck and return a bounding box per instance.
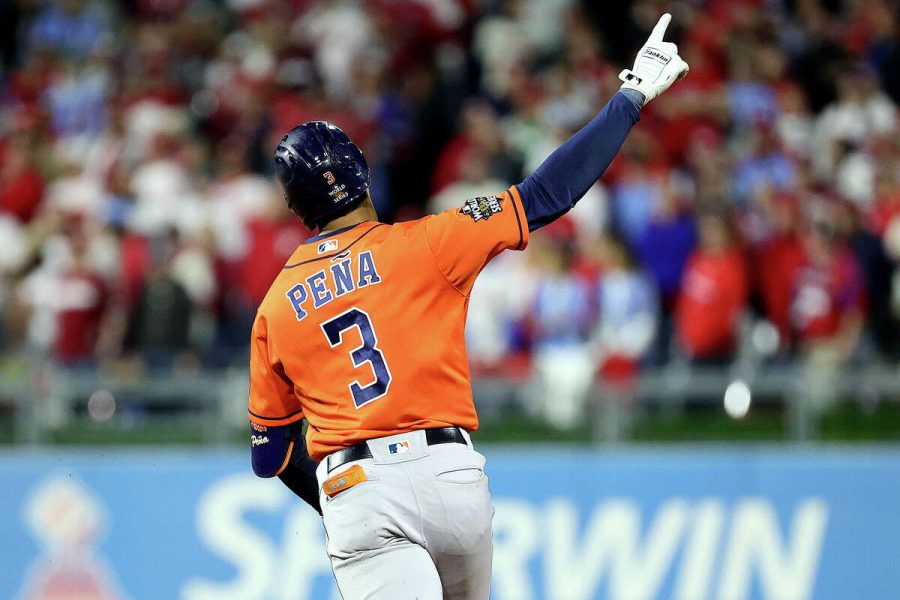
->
[319,198,379,234]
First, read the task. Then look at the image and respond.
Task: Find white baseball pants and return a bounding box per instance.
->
[316,429,494,600]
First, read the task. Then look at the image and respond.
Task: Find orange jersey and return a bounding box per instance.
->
[248,186,529,460]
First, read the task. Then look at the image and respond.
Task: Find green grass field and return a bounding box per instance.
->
[4,399,897,446]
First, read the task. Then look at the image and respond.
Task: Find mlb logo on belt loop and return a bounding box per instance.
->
[318,239,339,254]
[388,441,410,454]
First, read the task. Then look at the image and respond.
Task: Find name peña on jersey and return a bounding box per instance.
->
[285,250,382,321]
[461,195,502,222]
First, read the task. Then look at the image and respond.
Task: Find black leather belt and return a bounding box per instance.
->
[326,426,467,472]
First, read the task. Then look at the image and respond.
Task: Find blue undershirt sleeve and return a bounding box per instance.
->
[517,90,643,231]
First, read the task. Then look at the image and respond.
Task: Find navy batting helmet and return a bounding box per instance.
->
[274,121,370,230]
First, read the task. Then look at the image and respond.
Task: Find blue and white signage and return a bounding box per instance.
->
[1,447,898,599]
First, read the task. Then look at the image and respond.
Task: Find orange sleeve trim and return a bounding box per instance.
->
[248,409,304,427]
[274,439,295,477]
[508,185,528,250]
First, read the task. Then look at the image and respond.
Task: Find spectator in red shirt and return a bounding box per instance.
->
[54,269,108,366]
[753,193,806,344]
[53,227,109,367]
[789,208,867,412]
[430,99,520,196]
[237,197,309,308]
[0,141,45,223]
[790,214,865,360]
[675,212,749,364]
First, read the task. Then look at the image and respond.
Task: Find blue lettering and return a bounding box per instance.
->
[286,284,308,321]
[331,260,355,296]
[307,271,333,308]
[357,251,381,287]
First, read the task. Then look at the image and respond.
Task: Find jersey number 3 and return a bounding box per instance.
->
[321,308,392,408]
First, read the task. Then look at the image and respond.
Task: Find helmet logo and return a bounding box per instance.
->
[323,171,336,185]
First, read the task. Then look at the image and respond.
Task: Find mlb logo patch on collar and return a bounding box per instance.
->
[318,239,339,254]
[388,441,410,455]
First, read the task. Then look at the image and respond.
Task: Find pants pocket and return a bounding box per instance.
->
[435,467,485,484]
[322,481,384,557]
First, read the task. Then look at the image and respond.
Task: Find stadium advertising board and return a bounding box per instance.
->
[0,447,897,600]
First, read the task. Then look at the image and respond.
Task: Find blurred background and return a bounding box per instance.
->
[0,0,899,599]
[1,0,899,445]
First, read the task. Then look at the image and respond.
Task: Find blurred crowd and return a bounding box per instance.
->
[0,0,898,409]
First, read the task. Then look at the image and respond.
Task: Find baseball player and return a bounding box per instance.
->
[248,14,688,600]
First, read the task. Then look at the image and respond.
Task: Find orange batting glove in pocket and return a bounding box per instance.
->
[323,464,369,497]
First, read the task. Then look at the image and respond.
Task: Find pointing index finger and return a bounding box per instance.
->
[649,13,671,42]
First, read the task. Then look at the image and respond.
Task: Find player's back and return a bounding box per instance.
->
[249,187,528,460]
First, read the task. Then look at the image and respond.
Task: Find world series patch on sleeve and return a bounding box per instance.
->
[461,195,502,221]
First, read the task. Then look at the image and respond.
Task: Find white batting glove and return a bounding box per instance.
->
[619,13,689,106]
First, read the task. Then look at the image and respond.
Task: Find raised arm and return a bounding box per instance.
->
[517,13,689,231]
